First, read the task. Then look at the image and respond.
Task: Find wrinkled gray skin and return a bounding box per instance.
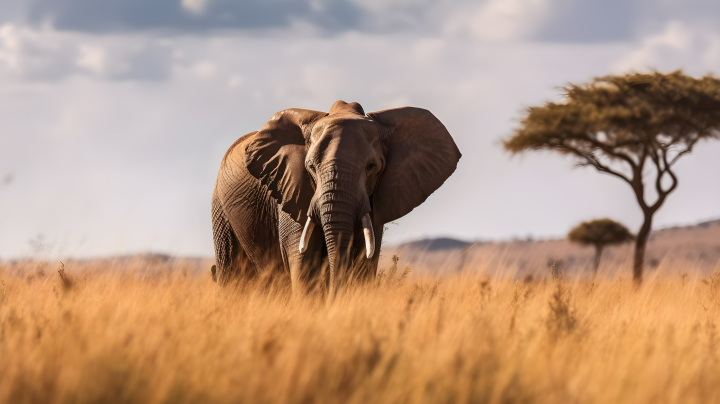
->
[211,101,461,297]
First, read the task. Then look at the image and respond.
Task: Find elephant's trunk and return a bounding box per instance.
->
[317,164,363,297]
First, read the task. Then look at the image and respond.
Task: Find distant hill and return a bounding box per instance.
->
[399,237,475,252]
[380,218,720,277]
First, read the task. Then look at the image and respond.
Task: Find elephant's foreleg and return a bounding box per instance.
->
[348,220,384,285]
[279,208,323,299]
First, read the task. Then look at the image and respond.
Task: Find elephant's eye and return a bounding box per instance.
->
[366,162,376,172]
[307,163,315,172]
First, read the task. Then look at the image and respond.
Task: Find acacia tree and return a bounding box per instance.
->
[504,71,720,283]
[568,219,634,277]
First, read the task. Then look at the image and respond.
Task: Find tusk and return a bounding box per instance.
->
[361,213,375,259]
[299,217,315,253]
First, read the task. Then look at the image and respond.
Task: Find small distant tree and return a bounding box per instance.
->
[504,72,720,283]
[568,219,634,277]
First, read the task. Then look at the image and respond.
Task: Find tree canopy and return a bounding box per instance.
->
[504,71,720,282]
[504,72,720,198]
[568,219,633,247]
[568,218,634,278]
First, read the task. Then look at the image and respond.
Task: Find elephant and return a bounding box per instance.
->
[211,100,461,297]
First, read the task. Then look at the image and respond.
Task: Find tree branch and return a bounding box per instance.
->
[633,145,650,213]
[565,135,640,169]
[647,132,698,212]
[557,142,634,185]
[649,147,679,212]
[661,148,679,193]
[668,135,700,166]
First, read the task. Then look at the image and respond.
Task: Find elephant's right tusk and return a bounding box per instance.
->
[361,213,375,259]
[299,217,315,253]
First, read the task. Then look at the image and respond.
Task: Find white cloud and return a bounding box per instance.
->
[228,74,244,89]
[190,61,215,78]
[0,25,177,81]
[0,24,76,79]
[612,21,720,75]
[446,0,549,41]
[0,25,20,69]
[348,0,428,13]
[181,0,213,14]
[76,45,106,74]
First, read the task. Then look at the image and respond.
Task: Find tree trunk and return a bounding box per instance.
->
[633,213,653,284]
[593,244,603,278]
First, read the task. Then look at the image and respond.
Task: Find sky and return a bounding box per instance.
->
[1,0,719,259]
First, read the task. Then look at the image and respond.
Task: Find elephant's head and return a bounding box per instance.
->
[245,100,461,291]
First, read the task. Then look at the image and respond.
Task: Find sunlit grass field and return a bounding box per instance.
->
[1,257,720,404]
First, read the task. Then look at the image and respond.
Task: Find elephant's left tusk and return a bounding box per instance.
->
[299,217,315,253]
[361,213,375,259]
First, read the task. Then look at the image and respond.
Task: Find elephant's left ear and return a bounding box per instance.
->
[245,108,327,223]
[367,107,461,224]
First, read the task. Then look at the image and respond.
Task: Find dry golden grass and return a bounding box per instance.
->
[2,258,720,404]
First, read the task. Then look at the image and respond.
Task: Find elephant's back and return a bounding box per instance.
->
[221,131,258,166]
[216,131,260,196]
[216,130,272,207]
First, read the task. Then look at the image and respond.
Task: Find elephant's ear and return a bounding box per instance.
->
[367,107,461,224]
[245,108,326,223]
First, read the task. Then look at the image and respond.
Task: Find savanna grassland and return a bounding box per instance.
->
[1,256,720,404]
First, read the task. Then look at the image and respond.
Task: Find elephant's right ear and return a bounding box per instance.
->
[244,108,326,223]
[367,107,461,224]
